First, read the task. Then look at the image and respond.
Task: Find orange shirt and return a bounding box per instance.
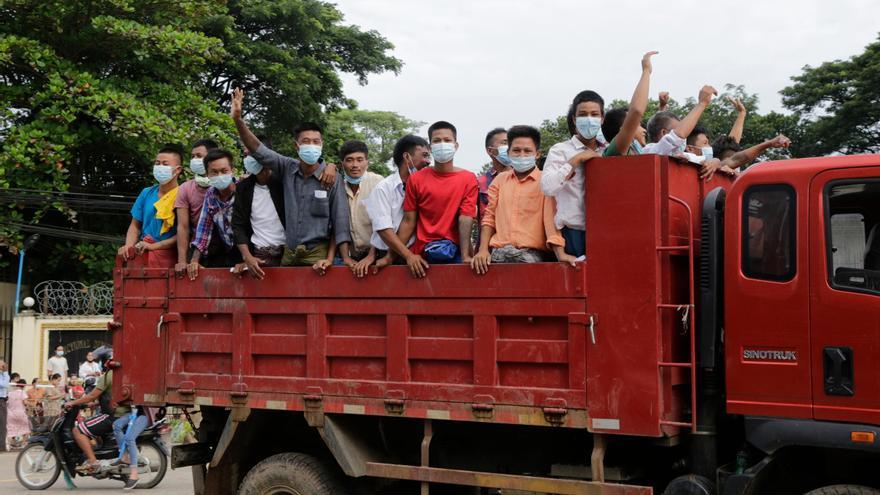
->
[481,168,564,251]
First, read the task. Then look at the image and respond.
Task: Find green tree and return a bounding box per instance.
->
[781,34,880,156]
[206,0,402,154]
[0,0,400,282]
[323,109,424,176]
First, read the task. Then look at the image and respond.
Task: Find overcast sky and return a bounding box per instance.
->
[335,0,879,172]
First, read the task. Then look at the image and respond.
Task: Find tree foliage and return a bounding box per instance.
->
[781,35,880,156]
[323,109,424,176]
[0,0,401,281]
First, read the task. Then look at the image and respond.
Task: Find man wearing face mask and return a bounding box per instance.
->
[118,144,183,268]
[472,126,575,274]
[644,85,717,156]
[46,345,69,384]
[174,139,218,276]
[231,151,287,279]
[365,135,431,273]
[230,88,350,275]
[540,90,606,258]
[336,140,384,277]
[187,149,241,280]
[480,128,511,224]
[395,121,478,278]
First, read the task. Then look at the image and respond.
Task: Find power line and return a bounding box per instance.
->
[1,223,124,244]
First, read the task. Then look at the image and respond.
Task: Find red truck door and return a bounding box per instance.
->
[810,166,880,425]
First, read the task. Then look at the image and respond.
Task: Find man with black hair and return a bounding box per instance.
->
[712,135,743,161]
[232,146,286,278]
[472,126,574,274]
[118,144,183,268]
[174,139,219,276]
[541,90,607,257]
[644,85,717,155]
[187,149,241,279]
[602,51,658,157]
[395,121,478,277]
[365,135,431,273]
[339,140,383,276]
[479,128,510,224]
[231,88,349,273]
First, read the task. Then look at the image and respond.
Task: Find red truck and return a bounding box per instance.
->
[110,153,880,495]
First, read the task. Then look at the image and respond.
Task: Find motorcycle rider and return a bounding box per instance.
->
[64,347,121,477]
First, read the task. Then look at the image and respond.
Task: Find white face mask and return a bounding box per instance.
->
[56,351,64,357]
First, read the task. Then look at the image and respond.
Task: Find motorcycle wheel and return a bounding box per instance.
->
[15,443,61,490]
[134,440,168,489]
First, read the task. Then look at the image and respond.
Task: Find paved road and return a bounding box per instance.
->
[0,450,194,494]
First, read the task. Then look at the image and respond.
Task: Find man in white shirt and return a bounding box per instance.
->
[644,85,717,156]
[365,135,431,272]
[540,90,607,258]
[232,150,287,280]
[46,345,69,384]
[78,352,101,379]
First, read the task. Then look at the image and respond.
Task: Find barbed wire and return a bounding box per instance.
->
[32,280,114,316]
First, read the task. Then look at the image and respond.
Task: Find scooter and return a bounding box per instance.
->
[15,403,169,490]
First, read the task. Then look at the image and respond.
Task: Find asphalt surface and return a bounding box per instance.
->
[0,450,194,494]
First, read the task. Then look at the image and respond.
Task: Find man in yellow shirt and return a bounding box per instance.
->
[471,125,577,274]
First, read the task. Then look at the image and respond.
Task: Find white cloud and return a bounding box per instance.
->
[334,0,879,172]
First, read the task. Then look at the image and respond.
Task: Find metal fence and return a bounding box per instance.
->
[0,305,12,363]
[32,280,114,316]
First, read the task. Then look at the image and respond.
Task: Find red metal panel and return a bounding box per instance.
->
[584,155,666,437]
[809,166,880,425]
[724,159,814,419]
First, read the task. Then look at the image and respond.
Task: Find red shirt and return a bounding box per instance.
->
[403,167,478,254]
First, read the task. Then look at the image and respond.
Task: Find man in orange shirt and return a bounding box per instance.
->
[471,125,577,274]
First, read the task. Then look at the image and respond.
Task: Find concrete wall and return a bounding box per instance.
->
[12,312,111,380]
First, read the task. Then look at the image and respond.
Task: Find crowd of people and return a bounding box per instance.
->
[0,348,96,452]
[116,52,792,279]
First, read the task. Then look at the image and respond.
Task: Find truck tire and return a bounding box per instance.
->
[237,452,348,495]
[805,486,880,495]
[663,474,715,495]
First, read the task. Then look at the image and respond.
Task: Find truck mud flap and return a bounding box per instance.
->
[171,442,213,469]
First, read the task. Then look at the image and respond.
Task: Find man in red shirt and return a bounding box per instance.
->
[395,121,478,278]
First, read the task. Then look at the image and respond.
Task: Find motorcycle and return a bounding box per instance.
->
[14,403,169,490]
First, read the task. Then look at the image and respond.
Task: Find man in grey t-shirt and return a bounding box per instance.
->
[231,88,353,274]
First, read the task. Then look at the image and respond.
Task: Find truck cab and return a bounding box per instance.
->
[721,155,880,493]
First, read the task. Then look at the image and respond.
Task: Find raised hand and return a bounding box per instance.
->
[698,85,718,106]
[641,50,659,73]
[231,88,244,121]
[768,134,791,148]
[729,96,746,114]
[659,91,670,110]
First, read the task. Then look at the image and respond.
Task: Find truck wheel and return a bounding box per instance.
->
[663,474,715,495]
[805,486,880,495]
[237,453,348,495]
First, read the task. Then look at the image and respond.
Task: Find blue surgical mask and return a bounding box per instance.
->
[509,155,536,173]
[209,173,233,191]
[298,144,322,165]
[189,158,205,176]
[153,165,174,185]
[344,174,363,185]
[243,156,262,175]
[575,116,602,139]
[631,140,644,155]
[495,145,512,166]
[701,146,714,160]
[431,142,456,163]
